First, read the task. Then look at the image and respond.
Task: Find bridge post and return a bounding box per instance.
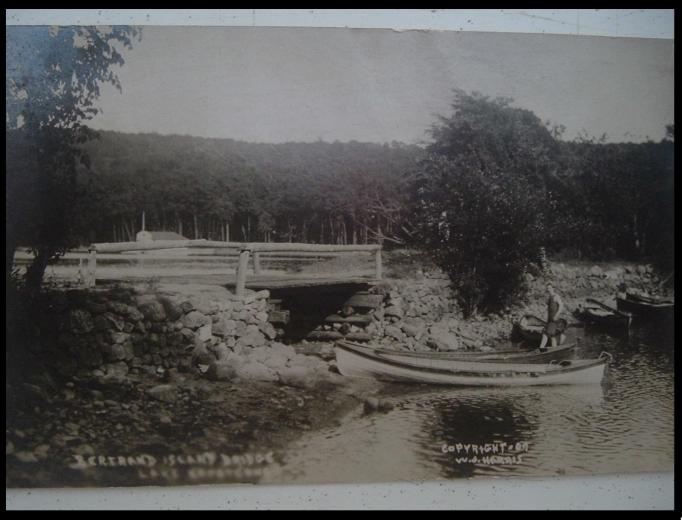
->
[253,252,262,276]
[375,249,383,280]
[86,248,97,288]
[235,247,251,299]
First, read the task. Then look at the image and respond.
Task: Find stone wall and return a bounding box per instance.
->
[46,287,276,379]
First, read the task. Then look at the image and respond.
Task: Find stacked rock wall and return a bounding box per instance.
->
[43,287,276,379]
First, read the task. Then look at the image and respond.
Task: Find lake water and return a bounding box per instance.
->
[263,320,674,484]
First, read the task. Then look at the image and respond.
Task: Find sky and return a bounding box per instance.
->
[24,26,680,144]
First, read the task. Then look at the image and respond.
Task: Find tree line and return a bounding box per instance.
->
[73,132,421,247]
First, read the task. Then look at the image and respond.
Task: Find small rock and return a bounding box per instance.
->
[363,397,380,413]
[196,323,213,342]
[33,444,51,460]
[73,444,95,457]
[69,309,95,334]
[136,296,167,322]
[147,384,177,403]
[14,451,39,463]
[182,311,211,330]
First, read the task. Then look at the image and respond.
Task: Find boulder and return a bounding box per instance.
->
[106,301,131,316]
[385,305,404,319]
[258,321,277,340]
[157,296,184,321]
[182,311,211,330]
[384,325,404,341]
[212,317,237,337]
[427,326,461,351]
[102,343,126,362]
[138,299,167,322]
[255,289,270,300]
[236,326,267,348]
[278,365,318,389]
[69,309,94,335]
[235,361,279,382]
[206,360,238,381]
[401,322,425,339]
[102,361,129,378]
[190,297,218,315]
[589,265,604,277]
[212,343,232,361]
[191,341,215,365]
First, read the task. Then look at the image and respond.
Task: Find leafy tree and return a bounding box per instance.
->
[411,91,556,316]
[6,25,140,291]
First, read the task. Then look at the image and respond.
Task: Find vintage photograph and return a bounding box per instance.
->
[6,25,674,488]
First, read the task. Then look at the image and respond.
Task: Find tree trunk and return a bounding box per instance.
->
[351,212,357,244]
[24,248,53,294]
[193,214,199,240]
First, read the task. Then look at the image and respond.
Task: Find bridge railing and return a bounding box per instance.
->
[85,239,382,297]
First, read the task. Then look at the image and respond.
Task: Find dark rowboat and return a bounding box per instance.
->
[616,293,674,320]
[574,299,632,332]
[334,341,609,387]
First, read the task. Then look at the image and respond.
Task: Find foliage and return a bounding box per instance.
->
[411,91,563,316]
[6,25,140,291]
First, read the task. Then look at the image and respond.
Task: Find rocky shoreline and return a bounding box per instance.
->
[6,255,671,487]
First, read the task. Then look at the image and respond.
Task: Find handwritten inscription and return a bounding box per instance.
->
[69,451,279,481]
[441,441,529,465]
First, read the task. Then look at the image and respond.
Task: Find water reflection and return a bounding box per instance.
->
[264,323,673,484]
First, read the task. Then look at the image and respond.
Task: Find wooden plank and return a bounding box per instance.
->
[343,293,385,309]
[306,330,344,341]
[324,314,373,325]
[247,242,381,253]
[345,332,372,342]
[93,239,248,253]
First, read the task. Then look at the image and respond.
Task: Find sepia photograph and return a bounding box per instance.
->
[6,17,674,491]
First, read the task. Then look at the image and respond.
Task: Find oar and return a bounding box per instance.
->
[586,298,631,318]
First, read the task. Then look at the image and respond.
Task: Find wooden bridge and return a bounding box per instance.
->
[83,239,383,299]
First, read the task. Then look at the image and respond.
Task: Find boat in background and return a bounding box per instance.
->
[574,298,632,333]
[334,341,609,387]
[616,292,674,320]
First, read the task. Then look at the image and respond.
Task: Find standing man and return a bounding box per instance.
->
[539,284,566,351]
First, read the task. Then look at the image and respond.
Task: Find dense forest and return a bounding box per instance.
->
[74,132,422,246]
